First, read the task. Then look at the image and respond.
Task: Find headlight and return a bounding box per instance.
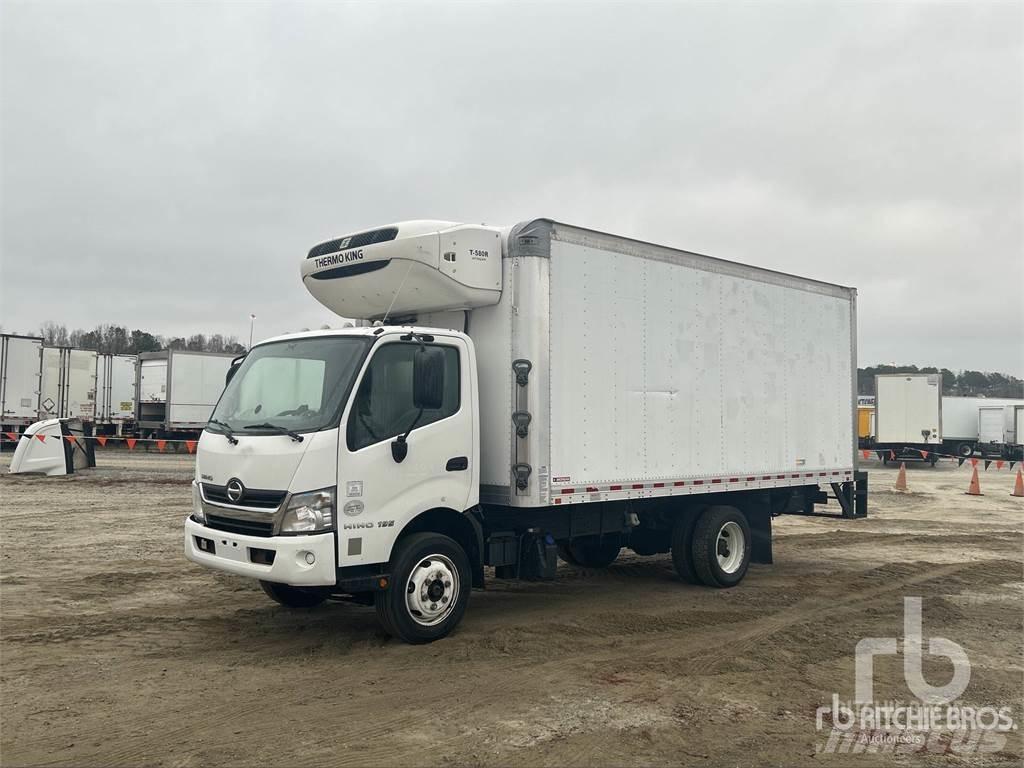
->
[191,481,206,524]
[279,487,335,534]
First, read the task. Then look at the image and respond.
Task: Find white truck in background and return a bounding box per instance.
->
[1,334,43,433]
[136,350,236,438]
[183,218,867,644]
[942,396,1024,457]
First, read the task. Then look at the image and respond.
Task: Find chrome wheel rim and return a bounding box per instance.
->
[716,521,745,574]
[405,554,459,627]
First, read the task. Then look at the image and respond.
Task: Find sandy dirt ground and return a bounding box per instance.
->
[1,452,1021,767]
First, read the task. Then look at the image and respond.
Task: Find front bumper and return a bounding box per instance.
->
[184,516,337,586]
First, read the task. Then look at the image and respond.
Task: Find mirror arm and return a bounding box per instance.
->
[391,407,425,463]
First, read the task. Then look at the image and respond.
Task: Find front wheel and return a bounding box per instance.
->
[375,532,471,644]
[259,581,330,608]
[690,506,751,588]
[956,442,975,458]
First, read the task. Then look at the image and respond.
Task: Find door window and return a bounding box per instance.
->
[347,343,460,451]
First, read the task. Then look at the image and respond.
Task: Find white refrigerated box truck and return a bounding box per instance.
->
[39,347,98,423]
[137,350,235,436]
[184,219,866,643]
[1,334,43,433]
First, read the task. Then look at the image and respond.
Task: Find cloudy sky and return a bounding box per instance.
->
[2,1,1021,374]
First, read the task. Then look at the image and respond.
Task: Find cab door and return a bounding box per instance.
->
[338,335,475,566]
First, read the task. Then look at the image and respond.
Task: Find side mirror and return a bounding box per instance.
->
[225,354,246,385]
[413,347,445,410]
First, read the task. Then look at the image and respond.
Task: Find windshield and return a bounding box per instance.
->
[208,336,371,435]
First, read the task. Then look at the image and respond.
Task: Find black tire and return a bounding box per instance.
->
[259,580,330,608]
[670,514,701,584]
[375,532,471,644]
[556,543,581,566]
[563,536,621,568]
[691,506,751,588]
[956,442,974,458]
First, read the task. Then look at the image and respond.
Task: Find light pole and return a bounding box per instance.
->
[248,314,256,349]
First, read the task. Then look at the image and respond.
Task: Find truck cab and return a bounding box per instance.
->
[185,325,482,642]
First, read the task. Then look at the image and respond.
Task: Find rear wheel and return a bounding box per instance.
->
[559,536,621,568]
[375,533,471,644]
[956,442,974,458]
[259,581,330,609]
[690,506,751,588]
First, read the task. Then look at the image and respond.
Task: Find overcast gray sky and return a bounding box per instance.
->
[2,1,1021,374]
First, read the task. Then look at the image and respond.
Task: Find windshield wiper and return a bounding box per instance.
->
[208,418,238,445]
[243,423,305,442]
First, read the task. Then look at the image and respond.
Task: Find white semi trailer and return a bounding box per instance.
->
[39,347,98,423]
[184,219,866,643]
[0,334,43,433]
[137,350,235,436]
[874,374,943,464]
[95,353,138,434]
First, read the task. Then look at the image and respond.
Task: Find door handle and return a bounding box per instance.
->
[446,456,468,471]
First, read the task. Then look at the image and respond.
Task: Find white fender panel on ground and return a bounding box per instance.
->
[9,418,95,476]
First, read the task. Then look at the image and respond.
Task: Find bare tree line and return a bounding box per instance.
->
[36,322,247,355]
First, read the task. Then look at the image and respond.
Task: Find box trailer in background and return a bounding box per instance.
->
[942,396,1024,457]
[874,374,941,464]
[39,347,98,423]
[137,350,234,435]
[1,334,43,433]
[95,354,138,434]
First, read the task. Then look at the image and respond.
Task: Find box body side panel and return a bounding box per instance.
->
[545,235,856,486]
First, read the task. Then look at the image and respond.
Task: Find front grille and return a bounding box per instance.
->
[202,483,286,509]
[307,226,399,259]
[205,514,274,538]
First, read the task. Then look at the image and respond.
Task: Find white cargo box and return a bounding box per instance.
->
[39,347,98,422]
[137,350,235,430]
[875,374,942,446]
[0,334,43,425]
[314,219,858,507]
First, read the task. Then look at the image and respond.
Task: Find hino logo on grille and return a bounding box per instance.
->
[226,478,244,502]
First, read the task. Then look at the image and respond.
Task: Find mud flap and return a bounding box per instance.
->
[745,498,773,565]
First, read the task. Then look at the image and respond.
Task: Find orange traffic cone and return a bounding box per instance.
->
[1012,469,1024,498]
[894,462,908,492]
[965,466,983,496]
